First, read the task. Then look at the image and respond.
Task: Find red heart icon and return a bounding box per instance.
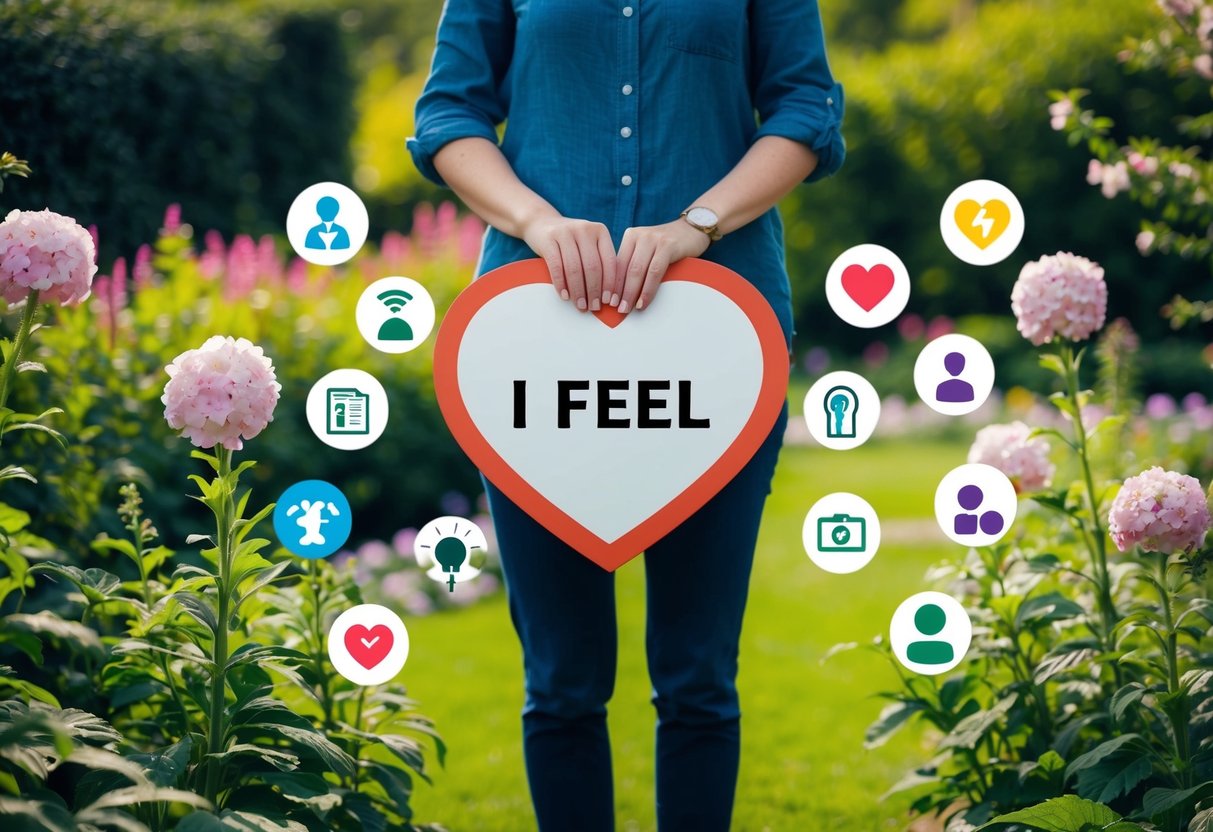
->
[433,258,789,572]
[344,624,393,669]
[841,264,895,312]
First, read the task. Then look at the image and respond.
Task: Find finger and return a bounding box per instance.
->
[539,239,567,301]
[619,238,655,314]
[636,250,670,311]
[558,232,588,311]
[576,228,603,312]
[612,232,636,308]
[595,228,617,306]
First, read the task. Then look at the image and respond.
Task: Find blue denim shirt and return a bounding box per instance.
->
[407,0,846,345]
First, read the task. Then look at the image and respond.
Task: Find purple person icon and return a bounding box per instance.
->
[953,484,1005,537]
[936,352,975,403]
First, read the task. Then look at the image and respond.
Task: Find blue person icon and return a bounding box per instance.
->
[824,385,858,439]
[304,195,352,251]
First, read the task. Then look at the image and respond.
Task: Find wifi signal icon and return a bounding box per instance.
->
[376,288,415,342]
[378,289,413,313]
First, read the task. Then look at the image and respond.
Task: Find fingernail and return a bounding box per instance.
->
[577,298,587,311]
[561,289,570,301]
[618,300,630,314]
[601,291,611,303]
[610,293,620,307]
[590,299,601,311]
[636,299,645,310]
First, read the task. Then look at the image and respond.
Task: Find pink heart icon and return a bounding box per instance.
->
[344,624,394,669]
[841,264,895,312]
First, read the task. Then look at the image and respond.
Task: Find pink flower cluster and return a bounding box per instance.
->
[1109,466,1212,554]
[0,209,97,306]
[1087,159,1130,199]
[162,335,281,451]
[967,421,1055,492]
[1048,99,1073,131]
[1011,252,1108,346]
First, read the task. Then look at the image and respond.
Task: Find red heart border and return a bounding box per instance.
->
[433,258,789,571]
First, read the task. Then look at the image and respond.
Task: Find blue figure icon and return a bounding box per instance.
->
[304,196,351,251]
[273,480,353,559]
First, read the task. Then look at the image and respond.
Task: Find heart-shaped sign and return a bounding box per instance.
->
[434,258,789,571]
[344,624,394,669]
[954,199,1011,249]
[840,264,895,311]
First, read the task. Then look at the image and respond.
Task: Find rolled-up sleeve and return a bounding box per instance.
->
[749,0,845,183]
[407,0,515,188]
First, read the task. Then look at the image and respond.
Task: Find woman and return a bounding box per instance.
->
[408,2,844,829]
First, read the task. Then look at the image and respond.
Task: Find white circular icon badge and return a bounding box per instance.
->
[940,180,1024,266]
[890,591,972,675]
[306,369,389,450]
[913,334,995,416]
[934,462,1018,547]
[286,182,369,266]
[327,603,410,686]
[825,243,911,329]
[414,515,487,592]
[802,492,881,574]
[803,371,881,450]
[356,276,436,354]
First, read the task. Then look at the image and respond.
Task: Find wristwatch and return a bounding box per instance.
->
[680,206,722,243]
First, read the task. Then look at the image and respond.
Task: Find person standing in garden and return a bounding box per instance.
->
[408,2,845,829]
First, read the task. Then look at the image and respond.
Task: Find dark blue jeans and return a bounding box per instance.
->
[482,404,788,832]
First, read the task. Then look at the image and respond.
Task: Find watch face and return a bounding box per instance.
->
[686,207,718,228]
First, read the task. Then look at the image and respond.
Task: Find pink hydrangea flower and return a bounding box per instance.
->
[162,336,281,451]
[0,209,97,306]
[1136,230,1156,254]
[1127,151,1160,176]
[1109,466,1212,554]
[967,421,1055,492]
[1011,252,1108,346]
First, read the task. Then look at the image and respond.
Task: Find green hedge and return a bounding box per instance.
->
[0,0,356,263]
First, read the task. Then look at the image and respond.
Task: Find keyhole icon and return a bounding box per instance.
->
[823,385,858,439]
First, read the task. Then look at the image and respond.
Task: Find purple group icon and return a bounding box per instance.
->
[936,351,975,403]
[953,484,1004,536]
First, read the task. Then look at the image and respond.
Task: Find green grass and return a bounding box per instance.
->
[403,437,968,831]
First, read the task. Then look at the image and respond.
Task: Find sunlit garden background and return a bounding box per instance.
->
[1,0,1212,829]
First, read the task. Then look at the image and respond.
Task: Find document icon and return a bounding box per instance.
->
[327,388,370,435]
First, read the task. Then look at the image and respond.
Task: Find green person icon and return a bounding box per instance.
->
[906,602,954,665]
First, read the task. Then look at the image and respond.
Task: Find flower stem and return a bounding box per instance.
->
[204,447,235,806]
[1060,343,1118,641]
[0,290,40,411]
[1154,553,1191,788]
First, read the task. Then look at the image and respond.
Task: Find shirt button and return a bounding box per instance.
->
[622,6,633,17]
[622,84,633,95]
[621,175,633,186]
[620,126,632,138]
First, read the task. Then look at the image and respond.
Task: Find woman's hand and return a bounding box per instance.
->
[522,214,616,312]
[614,219,711,314]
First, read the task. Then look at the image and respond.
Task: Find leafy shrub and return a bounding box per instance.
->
[0,0,356,263]
[3,202,485,556]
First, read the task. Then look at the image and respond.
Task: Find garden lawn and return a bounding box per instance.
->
[404,437,967,831]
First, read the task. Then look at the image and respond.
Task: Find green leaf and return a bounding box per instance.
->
[864,700,923,749]
[942,694,1018,750]
[1065,734,1142,782]
[1034,645,1099,684]
[975,795,1129,831]
[209,743,300,772]
[179,811,307,832]
[1016,592,1085,628]
[0,465,36,484]
[0,503,30,534]
[6,611,103,655]
[260,771,342,812]
[1189,807,1213,831]
[1141,781,1213,819]
[0,796,76,831]
[1080,754,1151,804]
[1110,683,1147,723]
[29,563,121,604]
